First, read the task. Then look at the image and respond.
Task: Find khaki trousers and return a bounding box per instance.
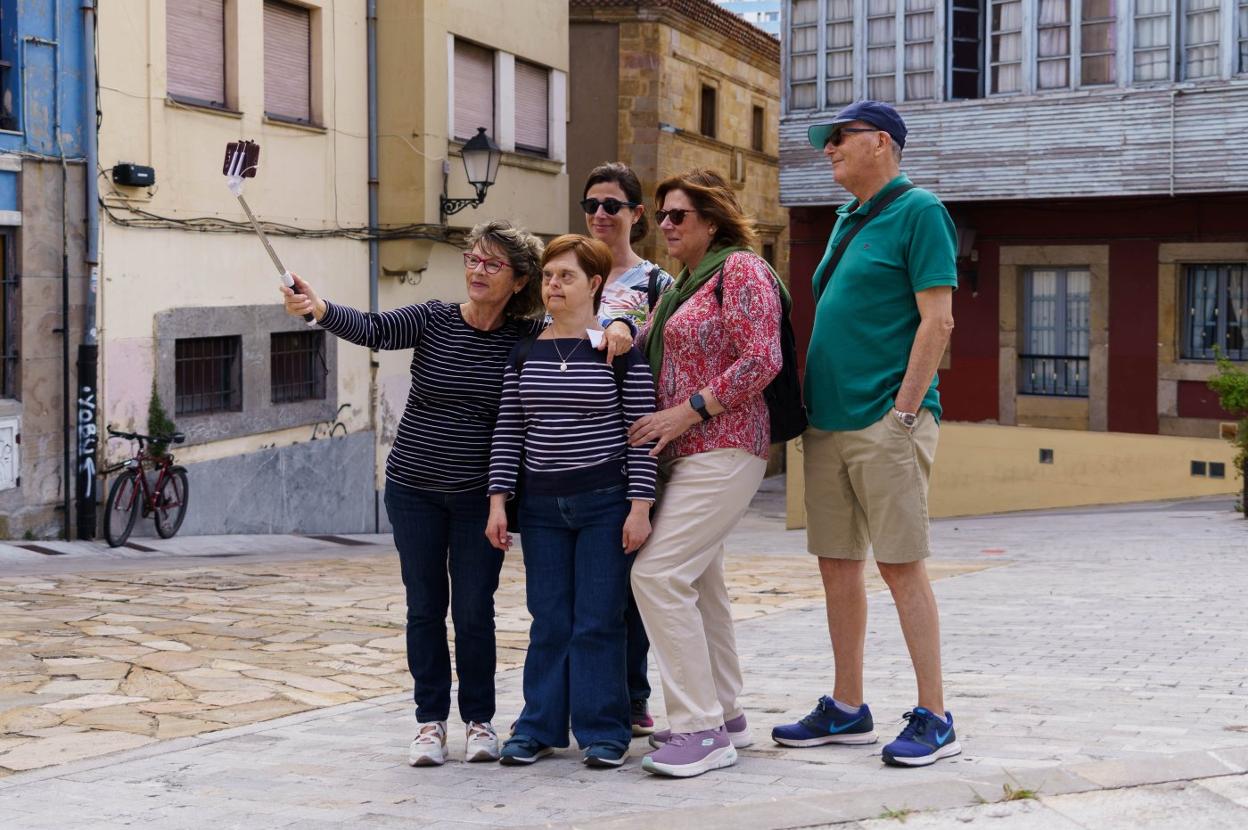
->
[630,448,767,733]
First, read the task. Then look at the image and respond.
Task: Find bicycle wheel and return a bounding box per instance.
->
[154,466,189,539]
[104,470,141,547]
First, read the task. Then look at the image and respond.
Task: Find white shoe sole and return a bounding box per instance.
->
[883,741,962,767]
[649,731,752,750]
[642,745,737,778]
[408,749,447,767]
[465,746,500,763]
[773,731,878,747]
[499,747,554,765]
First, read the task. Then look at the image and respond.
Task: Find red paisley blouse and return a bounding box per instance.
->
[640,251,783,461]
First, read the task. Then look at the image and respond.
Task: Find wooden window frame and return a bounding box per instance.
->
[700,83,717,139]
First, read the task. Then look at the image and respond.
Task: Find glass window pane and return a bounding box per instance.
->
[1082,53,1116,84]
[792,0,818,24]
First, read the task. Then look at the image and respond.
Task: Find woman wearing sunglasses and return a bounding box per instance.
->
[280,220,634,769]
[580,162,673,737]
[486,234,658,768]
[626,169,785,778]
[581,162,674,327]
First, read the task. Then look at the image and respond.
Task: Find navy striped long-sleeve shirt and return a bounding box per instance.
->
[319,299,542,493]
[488,340,658,502]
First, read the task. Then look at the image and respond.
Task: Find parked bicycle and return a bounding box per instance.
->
[103,427,190,547]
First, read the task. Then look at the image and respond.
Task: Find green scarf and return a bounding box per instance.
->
[644,245,791,379]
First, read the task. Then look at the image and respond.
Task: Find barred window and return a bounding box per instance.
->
[867,0,898,101]
[1181,264,1248,361]
[1184,0,1221,79]
[1134,0,1174,82]
[1036,0,1071,89]
[789,0,819,109]
[826,0,854,106]
[1241,0,1248,72]
[1021,268,1090,397]
[271,331,327,404]
[950,0,985,99]
[1082,0,1117,85]
[990,0,1024,93]
[176,336,242,416]
[904,0,937,100]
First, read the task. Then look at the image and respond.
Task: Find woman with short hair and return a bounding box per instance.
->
[281,220,634,768]
[486,234,658,768]
[627,169,785,778]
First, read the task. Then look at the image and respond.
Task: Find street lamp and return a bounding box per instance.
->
[440,127,502,223]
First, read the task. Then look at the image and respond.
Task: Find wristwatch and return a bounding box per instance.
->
[892,408,918,430]
[689,393,712,421]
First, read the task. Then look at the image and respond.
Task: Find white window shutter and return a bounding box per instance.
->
[264,0,312,122]
[514,61,549,154]
[167,0,226,106]
[454,40,495,141]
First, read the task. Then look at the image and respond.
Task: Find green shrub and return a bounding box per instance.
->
[147,381,177,458]
[1207,351,1248,514]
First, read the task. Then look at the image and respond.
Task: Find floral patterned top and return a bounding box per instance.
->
[639,251,783,461]
[598,260,674,326]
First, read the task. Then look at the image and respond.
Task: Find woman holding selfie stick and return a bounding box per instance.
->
[486,234,658,768]
[280,220,634,769]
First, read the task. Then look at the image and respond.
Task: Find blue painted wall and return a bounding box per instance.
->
[0,0,87,210]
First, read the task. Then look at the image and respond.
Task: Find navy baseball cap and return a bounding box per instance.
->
[807,101,908,150]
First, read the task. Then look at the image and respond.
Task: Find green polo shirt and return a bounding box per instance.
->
[805,174,958,432]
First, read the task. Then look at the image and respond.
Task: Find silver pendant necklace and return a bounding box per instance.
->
[551,337,584,372]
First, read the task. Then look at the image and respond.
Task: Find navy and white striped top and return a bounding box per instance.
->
[488,340,658,502]
[319,299,542,493]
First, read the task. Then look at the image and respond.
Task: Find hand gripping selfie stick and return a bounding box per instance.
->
[223,140,315,325]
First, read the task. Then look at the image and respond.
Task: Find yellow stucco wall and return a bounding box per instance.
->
[97,0,370,463]
[372,1,570,488]
[786,423,1240,528]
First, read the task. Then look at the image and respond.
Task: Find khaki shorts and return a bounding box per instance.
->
[803,409,938,564]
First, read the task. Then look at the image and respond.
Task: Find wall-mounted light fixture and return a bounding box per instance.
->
[440,127,502,224]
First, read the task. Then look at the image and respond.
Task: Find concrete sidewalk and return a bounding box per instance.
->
[0,489,1245,828]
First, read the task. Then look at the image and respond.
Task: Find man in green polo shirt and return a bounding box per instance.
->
[770,101,961,768]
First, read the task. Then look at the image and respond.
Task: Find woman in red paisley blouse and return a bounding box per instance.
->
[627,168,785,779]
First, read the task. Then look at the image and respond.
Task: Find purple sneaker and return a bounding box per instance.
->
[649,713,753,749]
[641,726,737,778]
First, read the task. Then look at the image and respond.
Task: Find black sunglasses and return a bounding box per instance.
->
[581,198,640,216]
[826,126,880,147]
[655,208,698,226]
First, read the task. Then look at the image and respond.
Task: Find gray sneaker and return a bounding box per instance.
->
[408,721,447,766]
[649,713,753,749]
[641,726,737,778]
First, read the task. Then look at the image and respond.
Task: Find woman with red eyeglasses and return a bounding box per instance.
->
[625,168,786,779]
[280,220,633,770]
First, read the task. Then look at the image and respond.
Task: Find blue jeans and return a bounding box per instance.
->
[384,481,502,724]
[514,485,633,749]
[626,592,651,703]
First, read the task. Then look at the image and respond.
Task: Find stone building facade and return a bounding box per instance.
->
[568,0,787,284]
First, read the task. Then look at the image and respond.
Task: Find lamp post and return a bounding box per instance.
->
[440,127,502,223]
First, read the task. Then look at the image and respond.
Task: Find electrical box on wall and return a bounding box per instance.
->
[112,163,156,187]
[0,415,19,491]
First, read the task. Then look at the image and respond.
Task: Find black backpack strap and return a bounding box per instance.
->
[646,267,662,312]
[512,334,538,375]
[612,354,629,395]
[713,268,725,305]
[814,183,915,301]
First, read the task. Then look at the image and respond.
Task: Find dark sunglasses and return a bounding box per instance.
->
[655,208,698,226]
[826,126,880,147]
[581,198,640,216]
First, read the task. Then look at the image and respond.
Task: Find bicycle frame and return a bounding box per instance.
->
[109,442,181,516]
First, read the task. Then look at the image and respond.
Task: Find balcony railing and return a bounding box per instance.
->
[1019,354,1089,398]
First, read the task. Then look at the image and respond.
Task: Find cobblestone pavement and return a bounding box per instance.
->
[0,486,1245,828]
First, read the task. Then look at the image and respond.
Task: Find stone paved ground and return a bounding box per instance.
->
[0,484,1245,828]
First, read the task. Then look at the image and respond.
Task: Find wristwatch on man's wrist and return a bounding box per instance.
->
[892,408,918,430]
[689,393,712,422]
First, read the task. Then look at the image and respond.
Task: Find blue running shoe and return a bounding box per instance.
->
[881,708,962,767]
[499,735,553,765]
[772,696,877,747]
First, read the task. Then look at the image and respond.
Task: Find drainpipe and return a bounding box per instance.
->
[367,0,380,531]
[76,0,100,539]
